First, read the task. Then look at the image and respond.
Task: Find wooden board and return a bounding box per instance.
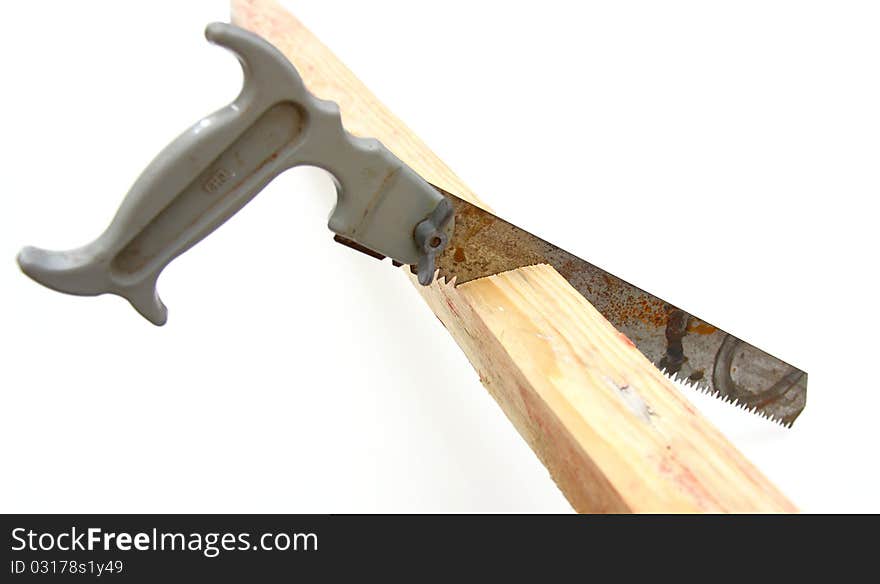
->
[232,0,796,513]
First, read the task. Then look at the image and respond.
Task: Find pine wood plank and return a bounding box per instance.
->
[232,0,796,512]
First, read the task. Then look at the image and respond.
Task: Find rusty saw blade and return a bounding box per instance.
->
[428,187,807,426]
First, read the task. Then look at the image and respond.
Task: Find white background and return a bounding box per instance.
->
[1,1,878,512]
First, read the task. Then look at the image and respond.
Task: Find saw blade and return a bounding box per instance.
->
[429,187,807,426]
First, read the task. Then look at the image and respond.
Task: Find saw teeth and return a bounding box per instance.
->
[660,368,792,428]
[433,268,458,287]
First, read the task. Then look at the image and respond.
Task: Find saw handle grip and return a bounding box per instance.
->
[17,23,446,325]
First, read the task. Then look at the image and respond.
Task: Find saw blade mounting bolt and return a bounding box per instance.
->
[413,197,454,285]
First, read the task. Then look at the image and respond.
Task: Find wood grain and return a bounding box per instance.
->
[232,0,796,512]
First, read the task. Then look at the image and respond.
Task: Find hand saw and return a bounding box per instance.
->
[16,23,806,426]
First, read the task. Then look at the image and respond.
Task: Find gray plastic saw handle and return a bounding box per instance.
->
[17,23,448,325]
